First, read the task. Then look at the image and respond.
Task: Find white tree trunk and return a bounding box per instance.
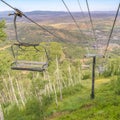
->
[53,84,58,107]
[15,79,25,106]
[56,56,62,101]
[47,72,53,93]
[8,73,18,105]
[78,67,82,84]
[0,104,4,120]
[2,76,12,103]
[68,65,74,86]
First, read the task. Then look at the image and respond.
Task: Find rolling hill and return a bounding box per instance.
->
[1,10,120,53]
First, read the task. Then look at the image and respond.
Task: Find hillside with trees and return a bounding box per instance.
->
[0,6,120,120]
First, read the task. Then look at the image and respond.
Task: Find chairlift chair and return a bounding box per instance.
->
[81,57,90,70]
[97,65,105,74]
[10,10,49,72]
[97,57,108,75]
[81,64,90,70]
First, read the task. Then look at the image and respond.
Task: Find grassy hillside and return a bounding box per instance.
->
[0,42,120,120]
[45,77,120,120]
[0,10,120,120]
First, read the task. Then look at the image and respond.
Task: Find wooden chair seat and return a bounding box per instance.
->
[14,42,39,47]
[11,60,48,72]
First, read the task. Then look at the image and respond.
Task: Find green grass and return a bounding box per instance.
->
[0,42,120,120]
[46,78,120,120]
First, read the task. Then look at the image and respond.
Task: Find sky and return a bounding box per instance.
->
[0,0,120,12]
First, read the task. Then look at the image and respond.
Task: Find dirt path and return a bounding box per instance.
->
[0,45,11,51]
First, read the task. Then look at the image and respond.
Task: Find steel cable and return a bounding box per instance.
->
[0,0,67,43]
[86,0,98,51]
[104,3,120,56]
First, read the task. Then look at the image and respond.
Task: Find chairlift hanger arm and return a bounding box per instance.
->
[84,54,104,58]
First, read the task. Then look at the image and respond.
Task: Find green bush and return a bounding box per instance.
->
[24,98,43,120]
[114,76,120,95]
[82,71,91,80]
[4,96,53,120]
[0,20,7,42]
[102,58,120,77]
[4,104,23,120]
[62,84,82,98]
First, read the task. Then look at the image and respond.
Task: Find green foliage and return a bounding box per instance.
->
[63,43,86,59]
[4,96,53,120]
[102,58,120,77]
[0,20,6,28]
[24,98,44,120]
[0,20,7,42]
[46,79,120,120]
[115,77,120,94]
[0,41,119,120]
[49,42,63,60]
[82,71,91,80]
[113,76,120,95]
[0,51,12,75]
[62,84,83,98]
[4,104,23,120]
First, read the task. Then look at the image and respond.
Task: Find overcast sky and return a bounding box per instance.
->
[0,0,120,12]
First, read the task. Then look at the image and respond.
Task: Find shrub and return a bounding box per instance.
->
[82,71,91,80]
[102,58,120,77]
[114,76,120,95]
[4,96,53,120]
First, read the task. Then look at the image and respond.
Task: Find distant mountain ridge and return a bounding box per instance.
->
[0,10,117,23]
[1,10,120,45]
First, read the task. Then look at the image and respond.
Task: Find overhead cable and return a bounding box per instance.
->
[86,0,98,50]
[77,0,90,30]
[61,0,93,53]
[61,0,84,35]
[0,0,66,42]
[77,0,92,53]
[104,3,120,56]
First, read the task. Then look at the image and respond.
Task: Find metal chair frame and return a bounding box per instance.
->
[10,11,49,72]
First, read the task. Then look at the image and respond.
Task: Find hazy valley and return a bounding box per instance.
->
[1,10,120,57]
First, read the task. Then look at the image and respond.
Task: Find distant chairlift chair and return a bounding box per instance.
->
[10,9,49,72]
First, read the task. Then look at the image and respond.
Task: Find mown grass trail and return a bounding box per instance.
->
[46,77,120,120]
